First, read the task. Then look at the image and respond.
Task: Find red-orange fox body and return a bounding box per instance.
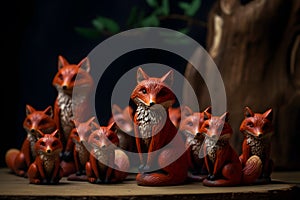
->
[5,105,57,177]
[130,68,188,186]
[200,112,242,186]
[239,107,274,184]
[52,55,94,176]
[27,130,64,184]
[179,106,211,181]
[66,117,99,179]
[85,122,129,184]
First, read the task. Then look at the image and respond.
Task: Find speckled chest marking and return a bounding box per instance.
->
[38,154,60,177]
[75,143,89,165]
[28,133,37,159]
[136,103,166,147]
[246,134,269,159]
[57,92,73,140]
[205,139,227,163]
[185,132,203,159]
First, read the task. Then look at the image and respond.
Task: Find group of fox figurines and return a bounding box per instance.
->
[5,55,274,187]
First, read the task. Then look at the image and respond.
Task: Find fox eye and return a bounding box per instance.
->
[52,141,59,147]
[71,74,77,82]
[26,119,32,126]
[187,121,193,126]
[40,141,46,146]
[58,74,63,80]
[141,88,147,94]
[94,135,100,140]
[247,122,254,128]
[39,119,47,126]
[204,123,210,129]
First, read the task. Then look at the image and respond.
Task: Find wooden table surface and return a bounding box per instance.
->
[0,168,299,200]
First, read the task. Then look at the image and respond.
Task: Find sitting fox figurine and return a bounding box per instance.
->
[239,106,274,184]
[130,67,188,186]
[200,111,242,186]
[5,104,57,177]
[27,129,64,184]
[84,122,130,184]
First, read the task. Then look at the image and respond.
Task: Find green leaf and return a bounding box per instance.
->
[74,27,101,39]
[178,0,201,16]
[187,0,201,16]
[126,6,138,27]
[146,0,158,7]
[140,14,160,27]
[92,16,120,34]
[161,0,170,16]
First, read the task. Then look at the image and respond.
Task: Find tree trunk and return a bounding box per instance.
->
[184,0,300,170]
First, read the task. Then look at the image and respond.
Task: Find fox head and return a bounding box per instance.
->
[130,67,176,108]
[86,122,119,151]
[52,55,93,95]
[70,116,99,144]
[23,104,57,137]
[35,129,63,156]
[108,104,134,134]
[200,111,232,142]
[240,106,273,139]
[180,106,212,140]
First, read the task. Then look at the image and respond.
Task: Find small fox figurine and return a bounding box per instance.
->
[27,129,64,184]
[66,117,100,181]
[200,111,242,186]
[5,104,57,177]
[239,106,274,184]
[84,122,130,184]
[179,105,211,181]
[130,67,188,186]
[52,55,94,176]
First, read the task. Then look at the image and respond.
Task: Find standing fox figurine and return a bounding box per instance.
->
[130,67,188,186]
[27,129,64,184]
[239,106,274,184]
[5,104,57,177]
[200,111,242,186]
[84,122,130,184]
[52,55,94,176]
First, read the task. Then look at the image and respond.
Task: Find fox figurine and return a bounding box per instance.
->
[52,55,94,176]
[5,104,57,177]
[179,105,211,181]
[27,129,64,184]
[200,111,242,186]
[66,117,100,181]
[84,122,130,184]
[239,106,274,184]
[130,67,189,186]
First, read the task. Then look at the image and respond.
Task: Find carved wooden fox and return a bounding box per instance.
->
[52,55,94,176]
[84,122,130,184]
[200,112,243,186]
[130,67,188,186]
[239,106,274,184]
[27,129,64,184]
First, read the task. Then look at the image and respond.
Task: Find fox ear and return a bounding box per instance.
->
[51,129,60,139]
[78,57,90,73]
[36,129,45,139]
[263,108,273,122]
[161,70,174,87]
[220,112,229,122]
[137,67,149,83]
[203,106,212,114]
[204,110,212,120]
[25,104,36,116]
[58,55,69,69]
[43,106,53,118]
[244,106,254,118]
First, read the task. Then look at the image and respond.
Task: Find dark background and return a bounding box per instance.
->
[1,0,215,167]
